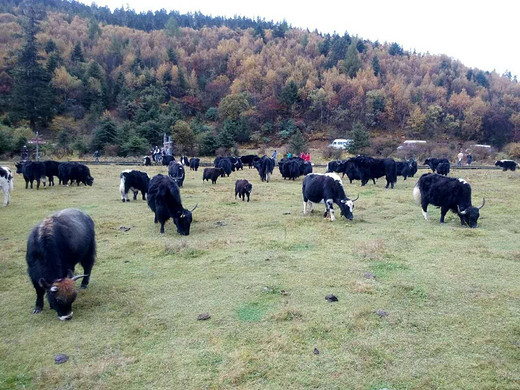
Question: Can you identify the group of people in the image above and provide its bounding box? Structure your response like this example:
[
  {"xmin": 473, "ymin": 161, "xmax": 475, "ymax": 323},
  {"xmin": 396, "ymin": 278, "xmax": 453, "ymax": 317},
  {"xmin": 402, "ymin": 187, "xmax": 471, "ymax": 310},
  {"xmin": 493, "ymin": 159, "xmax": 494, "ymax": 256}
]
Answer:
[
  {"xmin": 151, "ymin": 145, "xmax": 173, "ymax": 163},
  {"xmin": 457, "ymin": 150, "xmax": 473, "ymax": 166},
  {"xmin": 272, "ymin": 149, "xmax": 311, "ymax": 162}
]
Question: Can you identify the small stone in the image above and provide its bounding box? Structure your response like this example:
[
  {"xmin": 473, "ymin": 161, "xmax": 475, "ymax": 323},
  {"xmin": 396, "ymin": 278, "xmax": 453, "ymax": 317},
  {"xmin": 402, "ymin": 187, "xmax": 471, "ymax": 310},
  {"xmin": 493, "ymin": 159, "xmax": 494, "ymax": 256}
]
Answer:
[
  {"xmin": 364, "ymin": 272, "xmax": 376, "ymax": 280},
  {"xmin": 375, "ymin": 309, "xmax": 388, "ymax": 318},
  {"xmin": 124, "ymin": 260, "xmax": 130, "ymax": 263},
  {"xmin": 54, "ymin": 354, "xmax": 69, "ymax": 364},
  {"xmin": 263, "ymin": 286, "xmax": 273, "ymax": 293},
  {"xmin": 280, "ymin": 290, "xmax": 288, "ymax": 296},
  {"xmin": 313, "ymin": 347, "xmax": 319, "ymax": 355},
  {"xmin": 325, "ymin": 294, "xmax": 338, "ymax": 302},
  {"xmin": 119, "ymin": 226, "xmax": 131, "ymax": 232},
  {"xmin": 283, "ymin": 212, "xmax": 291, "ymax": 215},
  {"xmin": 197, "ymin": 313, "xmax": 211, "ymax": 321},
  {"xmin": 215, "ymin": 221, "xmax": 226, "ymax": 227}
]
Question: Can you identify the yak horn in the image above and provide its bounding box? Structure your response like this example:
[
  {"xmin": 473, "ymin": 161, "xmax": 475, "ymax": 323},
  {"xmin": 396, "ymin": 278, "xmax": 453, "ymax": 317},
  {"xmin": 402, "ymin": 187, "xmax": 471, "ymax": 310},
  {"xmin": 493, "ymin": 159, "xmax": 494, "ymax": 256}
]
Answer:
[
  {"xmin": 71, "ymin": 274, "xmax": 88, "ymax": 281},
  {"xmin": 457, "ymin": 205, "xmax": 467, "ymax": 215},
  {"xmin": 351, "ymin": 194, "xmax": 360, "ymax": 202},
  {"xmin": 190, "ymin": 203, "xmax": 198, "ymax": 212},
  {"xmin": 478, "ymin": 198, "xmax": 485, "ymax": 209}
]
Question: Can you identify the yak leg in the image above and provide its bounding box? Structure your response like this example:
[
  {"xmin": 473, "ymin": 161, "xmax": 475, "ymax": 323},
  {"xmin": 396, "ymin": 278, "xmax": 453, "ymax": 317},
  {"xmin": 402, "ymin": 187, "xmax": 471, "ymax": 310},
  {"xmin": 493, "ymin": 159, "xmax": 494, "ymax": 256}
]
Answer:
[
  {"xmin": 142, "ymin": 191, "xmax": 146, "ymax": 201},
  {"xmin": 440, "ymin": 206, "xmax": 450, "ymax": 223},
  {"xmin": 32, "ymin": 281, "xmax": 45, "ymax": 314},
  {"xmin": 421, "ymin": 201, "xmax": 429, "ymax": 220},
  {"xmin": 325, "ymin": 199, "xmax": 335, "ymax": 221},
  {"xmin": 246, "ymin": 192, "xmax": 250, "ymax": 202}
]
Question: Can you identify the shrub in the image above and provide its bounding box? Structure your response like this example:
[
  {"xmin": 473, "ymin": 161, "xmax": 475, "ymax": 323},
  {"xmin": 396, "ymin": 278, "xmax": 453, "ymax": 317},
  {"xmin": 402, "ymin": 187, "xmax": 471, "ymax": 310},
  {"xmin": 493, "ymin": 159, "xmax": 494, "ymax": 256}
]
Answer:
[
  {"xmin": 507, "ymin": 143, "xmax": 520, "ymax": 159},
  {"xmin": 322, "ymin": 147, "xmax": 343, "ymax": 160}
]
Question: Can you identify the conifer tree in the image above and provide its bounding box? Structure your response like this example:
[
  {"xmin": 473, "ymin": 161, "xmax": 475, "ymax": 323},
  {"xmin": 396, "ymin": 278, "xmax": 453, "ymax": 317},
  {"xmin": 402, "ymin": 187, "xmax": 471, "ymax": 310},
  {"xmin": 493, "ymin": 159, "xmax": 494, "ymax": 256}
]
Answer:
[{"xmin": 10, "ymin": 6, "xmax": 55, "ymax": 130}]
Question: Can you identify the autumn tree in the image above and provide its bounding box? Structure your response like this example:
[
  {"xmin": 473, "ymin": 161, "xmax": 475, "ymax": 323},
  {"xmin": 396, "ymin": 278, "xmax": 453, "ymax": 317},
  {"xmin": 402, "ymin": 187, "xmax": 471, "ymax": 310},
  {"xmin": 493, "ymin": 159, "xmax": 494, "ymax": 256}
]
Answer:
[{"xmin": 172, "ymin": 120, "xmax": 195, "ymax": 153}]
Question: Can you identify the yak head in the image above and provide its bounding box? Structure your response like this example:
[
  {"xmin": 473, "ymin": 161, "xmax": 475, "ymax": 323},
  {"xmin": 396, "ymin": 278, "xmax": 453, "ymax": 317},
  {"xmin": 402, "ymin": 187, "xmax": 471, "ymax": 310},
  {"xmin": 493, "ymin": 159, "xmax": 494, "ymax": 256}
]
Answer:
[
  {"xmin": 15, "ymin": 161, "xmax": 25, "ymax": 174},
  {"xmin": 86, "ymin": 176, "xmax": 94, "ymax": 186},
  {"xmin": 173, "ymin": 204, "xmax": 197, "ymax": 235},
  {"xmin": 458, "ymin": 198, "xmax": 485, "ymax": 228},
  {"xmin": 339, "ymin": 194, "xmax": 359, "ymax": 221},
  {"xmin": 39, "ymin": 271, "xmax": 87, "ymax": 320}
]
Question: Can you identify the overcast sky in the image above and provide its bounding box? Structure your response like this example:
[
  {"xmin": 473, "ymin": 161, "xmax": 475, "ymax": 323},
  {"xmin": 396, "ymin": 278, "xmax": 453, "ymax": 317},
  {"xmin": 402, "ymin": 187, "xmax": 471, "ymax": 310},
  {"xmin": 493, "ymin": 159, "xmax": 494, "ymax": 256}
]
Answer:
[{"xmin": 78, "ymin": 0, "xmax": 520, "ymax": 77}]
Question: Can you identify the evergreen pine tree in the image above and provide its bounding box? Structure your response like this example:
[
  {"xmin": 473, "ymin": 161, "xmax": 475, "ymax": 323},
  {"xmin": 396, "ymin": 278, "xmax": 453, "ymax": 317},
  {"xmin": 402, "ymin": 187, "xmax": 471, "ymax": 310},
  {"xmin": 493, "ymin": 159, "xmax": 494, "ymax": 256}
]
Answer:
[
  {"xmin": 343, "ymin": 42, "xmax": 361, "ymax": 78},
  {"xmin": 71, "ymin": 42, "xmax": 84, "ymax": 63},
  {"xmin": 348, "ymin": 121, "xmax": 370, "ymax": 153},
  {"xmin": 289, "ymin": 130, "xmax": 307, "ymax": 155},
  {"xmin": 10, "ymin": 6, "xmax": 55, "ymax": 130},
  {"xmin": 372, "ymin": 55, "xmax": 380, "ymax": 77}
]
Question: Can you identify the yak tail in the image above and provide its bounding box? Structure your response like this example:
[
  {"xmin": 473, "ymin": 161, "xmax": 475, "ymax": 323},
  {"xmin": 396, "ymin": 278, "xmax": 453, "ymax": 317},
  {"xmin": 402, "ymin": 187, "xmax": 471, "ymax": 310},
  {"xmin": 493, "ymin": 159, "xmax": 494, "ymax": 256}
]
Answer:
[
  {"xmin": 412, "ymin": 184, "xmax": 421, "ymax": 204},
  {"xmin": 119, "ymin": 175, "xmax": 125, "ymax": 197}
]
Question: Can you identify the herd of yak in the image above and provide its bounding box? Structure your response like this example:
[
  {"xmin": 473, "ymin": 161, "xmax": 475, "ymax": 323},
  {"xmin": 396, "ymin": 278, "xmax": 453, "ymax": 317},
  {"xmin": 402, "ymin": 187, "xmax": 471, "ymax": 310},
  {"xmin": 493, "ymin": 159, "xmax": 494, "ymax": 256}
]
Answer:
[{"xmin": 0, "ymin": 153, "xmax": 518, "ymax": 321}]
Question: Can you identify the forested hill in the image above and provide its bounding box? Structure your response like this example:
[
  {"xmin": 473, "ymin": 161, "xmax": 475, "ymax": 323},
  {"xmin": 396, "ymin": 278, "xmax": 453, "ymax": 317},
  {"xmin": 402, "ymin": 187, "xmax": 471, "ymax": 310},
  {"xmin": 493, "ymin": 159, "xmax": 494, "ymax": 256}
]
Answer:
[{"xmin": 0, "ymin": 1, "xmax": 519, "ymax": 158}]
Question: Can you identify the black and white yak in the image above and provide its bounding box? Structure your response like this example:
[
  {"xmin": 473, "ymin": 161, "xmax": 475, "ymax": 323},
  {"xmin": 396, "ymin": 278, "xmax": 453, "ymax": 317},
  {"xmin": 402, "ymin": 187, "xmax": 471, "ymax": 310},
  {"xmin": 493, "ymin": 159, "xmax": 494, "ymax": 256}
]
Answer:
[
  {"xmin": 0, "ymin": 166, "xmax": 13, "ymax": 206},
  {"xmin": 495, "ymin": 160, "xmax": 518, "ymax": 171},
  {"xmin": 302, "ymin": 173, "xmax": 359, "ymax": 221},
  {"xmin": 119, "ymin": 170, "xmax": 150, "ymax": 202},
  {"xmin": 15, "ymin": 160, "xmax": 46, "ymax": 189},
  {"xmin": 168, "ymin": 160, "xmax": 186, "ymax": 187},
  {"xmin": 26, "ymin": 208, "xmax": 96, "ymax": 320},
  {"xmin": 413, "ymin": 173, "xmax": 485, "ymax": 228},
  {"xmin": 147, "ymin": 174, "xmax": 197, "ymax": 235}
]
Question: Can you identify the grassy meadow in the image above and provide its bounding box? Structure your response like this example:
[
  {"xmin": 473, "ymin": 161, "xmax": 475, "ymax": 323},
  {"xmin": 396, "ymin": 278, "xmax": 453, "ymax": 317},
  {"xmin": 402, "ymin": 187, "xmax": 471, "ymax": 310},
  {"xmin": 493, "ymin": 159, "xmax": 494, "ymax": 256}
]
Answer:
[{"xmin": 0, "ymin": 162, "xmax": 520, "ymax": 389}]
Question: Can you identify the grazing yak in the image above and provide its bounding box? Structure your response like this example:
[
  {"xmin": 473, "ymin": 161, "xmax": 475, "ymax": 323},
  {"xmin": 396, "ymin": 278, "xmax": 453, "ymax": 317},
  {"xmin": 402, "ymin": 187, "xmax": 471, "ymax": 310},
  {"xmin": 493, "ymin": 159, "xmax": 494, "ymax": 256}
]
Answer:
[
  {"xmin": 240, "ymin": 154, "xmax": 259, "ymax": 169},
  {"xmin": 120, "ymin": 170, "xmax": 150, "ymax": 202},
  {"xmin": 235, "ymin": 179, "xmax": 253, "ymax": 202},
  {"xmin": 436, "ymin": 162, "xmax": 450, "ymax": 176},
  {"xmin": 0, "ymin": 166, "xmax": 13, "ymax": 206},
  {"xmin": 43, "ymin": 160, "xmax": 61, "ymax": 186},
  {"xmin": 495, "ymin": 160, "xmax": 518, "ymax": 171},
  {"xmin": 214, "ymin": 157, "xmax": 232, "ymax": 177},
  {"xmin": 147, "ymin": 174, "xmax": 197, "ymax": 235},
  {"xmin": 26, "ymin": 208, "xmax": 95, "ymax": 320},
  {"xmin": 16, "ymin": 160, "xmax": 46, "ymax": 189},
  {"xmin": 203, "ymin": 167, "xmax": 223, "ymax": 184},
  {"xmin": 161, "ymin": 155, "xmax": 175, "ymax": 166},
  {"xmin": 279, "ymin": 157, "xmax": 312, "ymax": 180},
  {"xmin": 168, "ymin": 160, "xmax": 185, "ymax": 187},
  {"xmin": 143, "ymin": 156, "xmax": 152, "ymax": 166},
  {"xmin": 58, "ymin": 162, "xmax": 94, "ymax": 186},
  {"xmin": 15, "ymin": 161, "xmax": 44, "ymax": 188},
  {"xmin": 396, "ymin": 158, "xmax": 417, "ymax": 180},
  {"xmin": 189, "ymin": 158, "xmax": 200, "ymax": 171},
  {"xmin": 424, "ymin": 158, "xmax": 450, "ymax": 173},
  {"xmin": 302, "ymin": 173, "xmax": 359, "ymax": 221},
  {"xmin": 342, "ymin": 156, "xmax": 397, "ymax": 188},
  {"xmin": 254, "ymin": 156, "xmax": 275, "ymax": 182},
  {"xmin": 413, "ymin": 173, "xmax": 485, "ymax": 228}
]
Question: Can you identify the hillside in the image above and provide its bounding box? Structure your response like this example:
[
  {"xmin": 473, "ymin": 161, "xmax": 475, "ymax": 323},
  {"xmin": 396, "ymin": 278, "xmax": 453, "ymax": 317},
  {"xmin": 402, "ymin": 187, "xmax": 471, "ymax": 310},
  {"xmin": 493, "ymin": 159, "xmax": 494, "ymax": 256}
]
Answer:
[{"xmin": 0, "ymin": 1, "xmax": 519, "ymax": 158}]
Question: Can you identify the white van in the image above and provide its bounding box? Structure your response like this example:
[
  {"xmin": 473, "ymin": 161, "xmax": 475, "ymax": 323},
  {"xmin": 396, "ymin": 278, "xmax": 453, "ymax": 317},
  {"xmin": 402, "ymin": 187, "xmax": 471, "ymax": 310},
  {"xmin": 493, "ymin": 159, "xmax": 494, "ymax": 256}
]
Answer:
[
  {"xmin": 397, "ymin": 140, "xmax": 427, "ymax": 150},
  {"xmin": 329, "ymin": 139, "xmax": 353, "ymax": 149}
]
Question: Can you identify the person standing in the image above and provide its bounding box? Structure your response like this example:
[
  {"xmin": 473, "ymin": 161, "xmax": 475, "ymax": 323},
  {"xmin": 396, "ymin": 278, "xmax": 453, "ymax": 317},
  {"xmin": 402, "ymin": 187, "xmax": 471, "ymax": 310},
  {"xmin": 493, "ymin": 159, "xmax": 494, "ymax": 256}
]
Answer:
[
  {"xmin": 93, "ymin": 150, "xmax": 100, "ymax": 162},
  {"xmin": 271, "ymin": 149, "xmax": 277, "ymax": 162},
  {"xmin": 457, "ymin": 150, "xmax": 464, "ymax": 166},
  {"xmin": 466, "ymin": 153, "xmax": 473, "ymax": 166}
]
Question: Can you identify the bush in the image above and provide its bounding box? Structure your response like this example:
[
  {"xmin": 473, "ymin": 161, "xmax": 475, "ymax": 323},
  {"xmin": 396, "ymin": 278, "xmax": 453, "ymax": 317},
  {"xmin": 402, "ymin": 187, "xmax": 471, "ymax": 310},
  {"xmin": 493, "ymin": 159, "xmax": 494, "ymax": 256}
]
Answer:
[
  {"xmin": 506, "ymin": 143, "xmax": 520, "ymax": 159},
  {"xmin": 322, "ymin": 147, "xmax": 343, "ymax": 160}
]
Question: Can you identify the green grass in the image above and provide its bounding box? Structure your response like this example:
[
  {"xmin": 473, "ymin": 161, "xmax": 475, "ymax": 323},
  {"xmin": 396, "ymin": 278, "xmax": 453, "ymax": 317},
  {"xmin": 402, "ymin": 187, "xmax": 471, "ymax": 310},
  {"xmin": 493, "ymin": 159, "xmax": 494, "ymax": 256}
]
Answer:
[{"xmin": 1, "ymin": 164, "xmax": 520, "ymax": 389}]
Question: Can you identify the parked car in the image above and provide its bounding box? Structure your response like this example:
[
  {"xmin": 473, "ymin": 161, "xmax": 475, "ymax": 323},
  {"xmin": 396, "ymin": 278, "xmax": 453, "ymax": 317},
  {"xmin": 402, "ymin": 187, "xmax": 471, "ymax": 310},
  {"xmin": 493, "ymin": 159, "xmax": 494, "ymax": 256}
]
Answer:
[
  {"xmin": 329, "ymin": 139, "xmax": 353, "ymax": 149},
  {"xmin": 397, "ymin": 140, "xmax": 427, "ymax": 150}
]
